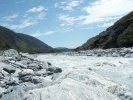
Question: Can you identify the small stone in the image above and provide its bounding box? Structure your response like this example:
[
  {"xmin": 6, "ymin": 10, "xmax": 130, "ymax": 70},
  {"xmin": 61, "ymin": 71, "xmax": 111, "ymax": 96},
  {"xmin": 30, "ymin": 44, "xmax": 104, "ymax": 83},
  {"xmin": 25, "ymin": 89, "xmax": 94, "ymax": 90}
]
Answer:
[
  {"xmin": 88, "ymin": 68, "xmax": 92, "ymax": 70},
  {"xmin": 46, "ymin": 68, "xmax": 54, "ymax": 72},
  {"xmin": 47, "ymin": 72, "xmax": 54, "ymax": 75},
  {"xmin": 47, "ymin": 62, "xmax": 52, "ymax": 66},
  {"xmin": 54, "ymin": 67, "xmax": 62, "ymax": 73},
  {"xmin": 97, "ymin": 54, "xmax": 102, "ymax": 57}
]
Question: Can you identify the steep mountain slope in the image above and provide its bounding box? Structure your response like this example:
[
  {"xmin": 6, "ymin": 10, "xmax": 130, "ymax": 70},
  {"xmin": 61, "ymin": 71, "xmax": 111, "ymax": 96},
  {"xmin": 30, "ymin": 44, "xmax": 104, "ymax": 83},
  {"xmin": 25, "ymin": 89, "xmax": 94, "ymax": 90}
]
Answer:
[
  {"xmin": 77, "ymin": 11, "xmax": 133, "ymax": 50},
  {"xmin": 0, "ymin": 26, "xmax": 53, "ymax": 53}
]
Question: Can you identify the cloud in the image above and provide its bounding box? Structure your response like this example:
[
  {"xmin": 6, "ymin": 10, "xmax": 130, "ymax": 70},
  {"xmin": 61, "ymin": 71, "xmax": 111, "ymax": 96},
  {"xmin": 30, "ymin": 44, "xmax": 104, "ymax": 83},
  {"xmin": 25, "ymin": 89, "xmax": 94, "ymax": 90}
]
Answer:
[
  {"xmin": 30, "ymin": 28, "xmax": 73, "ymax": 37},
  {"xmin": 3, "ymin": 14, "xmax": 19, "ymax": 21},
  {"xmin": 31, "ymin": 31, "xmax": 55, "ymax": 37},
  {"xmin": 19, "ymin": 12, "xmax": 46, "ymax": 29},
  {"xmin": 27, "ymin": 6, "xmax": 46, "ymax": 13},
  {"xmin": 81, "ymin": 0, "xmax": 133, "ymax": 25},
  {"xmin": 37, "ymin": 12, "xmax": 46, "ymax": 20},
  {"xmin": 18, "ymin": 19, "xmax": 37, "ymax": 29},
  {"xmin": 1, "ymin": 23, "xmax": 18, "ymax": 30},
  {"xmin": 1, "ymin": 6, "xmax": 46, "ymax": 30},
  {"xmin": 58, "ymin": 14, "xmax": 76, "ymax": 26},
  {"xmin": 16, "ymin": 0, "xmax": 25, "ymax": 4},
  {"xmin": 55, "ymin": 0, "xmax": 83, "ymax": 11},
  {"xmin": 1, "ymin": 18, "xmax": 37, "ymax": 30},
  {"xmin": 2, "ymin": 14, "xmax": 45, "ymax": 30},
  {"xmin": 58, "ymin": 0, "xmax": 133, "ymax": 28},
  {"xmin": 62, "ymin": 28, "xmax": 73, "ymax": 32},
  {"xmin": 25, "ymin": 5, "xmax": 46, "ymax": 23},
  {"xmin": 97, "ymin": 21, "xmax": 115, "ymax": 28}
]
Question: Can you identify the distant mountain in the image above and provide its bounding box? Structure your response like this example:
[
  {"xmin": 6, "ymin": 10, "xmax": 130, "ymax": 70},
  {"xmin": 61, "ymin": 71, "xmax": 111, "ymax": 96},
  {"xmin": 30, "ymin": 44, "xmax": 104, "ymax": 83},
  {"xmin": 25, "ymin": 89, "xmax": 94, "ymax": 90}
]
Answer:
[
  {"xmin": 0, "ymin": 26, "xmax": 54, "ymax": 53},
  {"xmin": 76, "ymin": 11, "xmax": 133, "ymax": 50},
  {"xmin": 54, "ymin": 47, "xmax": 72, "ymax": 53}
]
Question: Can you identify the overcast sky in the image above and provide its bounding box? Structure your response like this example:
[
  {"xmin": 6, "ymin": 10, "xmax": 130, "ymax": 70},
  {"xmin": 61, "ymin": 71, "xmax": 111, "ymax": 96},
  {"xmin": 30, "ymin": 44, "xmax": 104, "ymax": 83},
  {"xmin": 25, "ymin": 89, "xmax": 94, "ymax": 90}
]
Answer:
[{"xmin": 0, "ymin": 0, "xmax": 133, "ymax": 48}]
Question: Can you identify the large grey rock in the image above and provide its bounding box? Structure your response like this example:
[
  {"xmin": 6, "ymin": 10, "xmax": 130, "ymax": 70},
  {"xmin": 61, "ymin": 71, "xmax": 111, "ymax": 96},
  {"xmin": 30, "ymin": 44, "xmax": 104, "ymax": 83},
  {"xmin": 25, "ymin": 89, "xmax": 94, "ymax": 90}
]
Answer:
[
  {"xmin": 19, "ymin": 69, "xmax": 34, "ymax": 77},
  {"xmin": 3, "ymin": 66, "xmax": 16, "ymax": 74},
  {"xmin": 19, "ymin": 75, "xmax": 33, "ymax": 82},
  {"xmin": 2, "ymin": 49, "xmax": 20, "ymax": 60},
  {"xmin": 0, "ymin": 73, "xmax": 4, "ymax": 80},
  {"xmin": 0, "ymin": 49, "xmax": 62, "ymax": 100}
]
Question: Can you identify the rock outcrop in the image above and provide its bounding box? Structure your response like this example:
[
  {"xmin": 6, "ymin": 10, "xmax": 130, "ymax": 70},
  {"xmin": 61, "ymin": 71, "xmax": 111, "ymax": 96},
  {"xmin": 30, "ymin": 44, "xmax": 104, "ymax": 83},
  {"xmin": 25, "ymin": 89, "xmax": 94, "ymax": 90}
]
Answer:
[{"xmin": 0, "ymin": 49, "xmax": 62, "ymax": 100}]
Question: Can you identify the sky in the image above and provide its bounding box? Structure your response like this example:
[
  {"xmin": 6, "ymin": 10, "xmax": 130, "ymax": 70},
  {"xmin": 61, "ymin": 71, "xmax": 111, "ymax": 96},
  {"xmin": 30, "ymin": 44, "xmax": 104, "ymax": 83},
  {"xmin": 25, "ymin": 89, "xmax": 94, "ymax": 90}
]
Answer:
[{"xmin": 0, "ymin": 0, "xmax": 133, "ymax": 48}]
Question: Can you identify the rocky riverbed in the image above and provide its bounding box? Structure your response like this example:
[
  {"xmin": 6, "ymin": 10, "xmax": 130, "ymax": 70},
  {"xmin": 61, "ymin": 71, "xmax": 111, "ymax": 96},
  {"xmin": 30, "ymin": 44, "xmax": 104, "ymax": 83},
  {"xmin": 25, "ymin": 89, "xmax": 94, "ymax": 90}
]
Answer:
[{"xmin": 0, "ymin": 48, "xmax": 133, "ymax": 100}]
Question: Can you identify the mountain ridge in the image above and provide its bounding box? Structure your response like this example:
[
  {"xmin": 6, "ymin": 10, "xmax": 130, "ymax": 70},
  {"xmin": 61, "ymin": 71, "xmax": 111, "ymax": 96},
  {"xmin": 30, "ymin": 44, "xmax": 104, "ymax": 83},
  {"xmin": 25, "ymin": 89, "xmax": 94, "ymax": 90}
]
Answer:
[
  {"xmin": 0, "ymin": 26, "xmax": 54, "ymax": 53},
  {"xmin": 76, "ymin": 11, "xmax": 133, "ymax": 50}
]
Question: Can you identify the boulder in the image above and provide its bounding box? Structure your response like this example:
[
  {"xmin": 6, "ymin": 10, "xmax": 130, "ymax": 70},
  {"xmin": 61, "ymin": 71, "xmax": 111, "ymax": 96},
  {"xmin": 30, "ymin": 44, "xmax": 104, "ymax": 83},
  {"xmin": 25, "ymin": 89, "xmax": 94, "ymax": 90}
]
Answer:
[
  {"xmin": 2, "ymin": 49, "xmax": 20, "ymax": 60},
  {"xmin": 3, "ymin": 66, "xmax": 16, "ymax": 74},
  {"xmin": 18, "ymin": 69, "xmax": 34, "ymax": 82},
  {"xmin": 34, "ymin": 69, "xmax": 47, "ymax": 76},
  {"xmin": 32, "ymin": 76, "xmax": 43, "ymax": 84},
  {"xmin": 19, "ymin": 75, "xmax": 32, "ymax": 82},
  {"xmin": 19, "ymin": 69, "xmax": 34, "ymax": 77}
]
